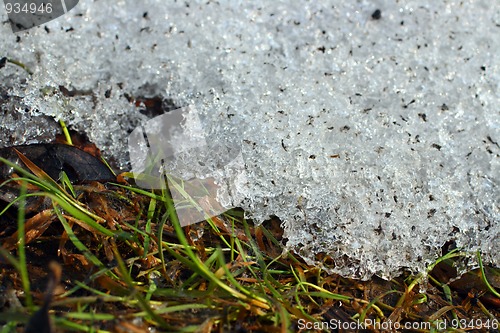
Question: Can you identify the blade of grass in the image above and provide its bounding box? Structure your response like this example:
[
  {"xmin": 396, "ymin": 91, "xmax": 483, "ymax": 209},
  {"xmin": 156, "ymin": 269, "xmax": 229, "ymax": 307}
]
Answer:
[
  {"xmin": 237, "ymin": 219, "xmax": 304, "ymax": 328},
  {"xmin": 358, "ymin": 290, "xmax": 399, "ymax": 322},
  {"xmin": 53, "ymin": 317, "xmax": 111, "ymax": 333},
  {"xmin": 165, "ymin": 175, "xmax": 235, "ymax": 249},
  {"xmin": 49, "ymin": 192, "xmax": 114, "ymax": 236},
  {"xmin": 396, "ymin": 248, "xmax": 466, "ymax": 308},
  {"xmin": 17, "ymin": 180, "xmax": 33, "ymax": 311},
  {"xmin": 0, "ymin": 158, "xmax": 112, "ymax": 232},
  {"xmin": 59, "ymin": 119, "xmax": 73, "ymax": 145},
  {"xmin": 161, "ymin": 179, "xmax": 272, "ymax": 311},
  {"xmin": 109, "ymin": 182, "xmax": 167, "ymax": 202},
  {"xmin": 6, "ymin": 57, "xmax": 33, "ymax": 75},
  {"xmin": 64, "ymin": 312, "xmax": 115, "ymax": 321},
  {"xmin": 214, "ymin": 246, "xmax": 269, "ymax": 303},
  {"xmin": 110, "ymin": 243, "xmax": 171, "ymax": 330},
  {"xmin": 157, "ymin": 208, "xmax": 170, "ymax": 282},
  {"xmin": 53, "ymin": 205, "xmax": 109, "ymax": 270},
  {"xmin": 143, "ymin": 197, "xmax": 156, "ymax": 259},
  {"xmin": 60, "ymin": 171, "xmax": 76, "ymax": 197},
  {"xmin": 133, "ymin": 303, "xmax": 209, "ymax": 316},
  {"xmin": 477, "ymin": 251, "xmax": 500, "ymax": 298},
  {"xmin": 240, "ymin": 218, "xmax": 290, "ymax": 298}
]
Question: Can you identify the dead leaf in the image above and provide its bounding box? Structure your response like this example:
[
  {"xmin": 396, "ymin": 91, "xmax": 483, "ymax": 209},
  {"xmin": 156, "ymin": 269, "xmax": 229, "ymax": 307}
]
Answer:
[{"xmin": 2, "ymin": 209, "xmax": 55, "ymax": 251}]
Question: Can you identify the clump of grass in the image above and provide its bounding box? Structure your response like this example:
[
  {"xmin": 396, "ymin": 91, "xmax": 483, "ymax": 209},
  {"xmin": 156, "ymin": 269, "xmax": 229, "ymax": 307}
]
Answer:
[{"xmin": 0, "ymin": 157, "xmax": 498, "ymax": 332}]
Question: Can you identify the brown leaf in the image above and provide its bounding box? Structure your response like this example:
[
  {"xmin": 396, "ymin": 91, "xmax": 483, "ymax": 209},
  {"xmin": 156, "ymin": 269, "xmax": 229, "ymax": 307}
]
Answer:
[{"xmin": 2, "ymin": 209, "xmax": 55, "ymax": 251}]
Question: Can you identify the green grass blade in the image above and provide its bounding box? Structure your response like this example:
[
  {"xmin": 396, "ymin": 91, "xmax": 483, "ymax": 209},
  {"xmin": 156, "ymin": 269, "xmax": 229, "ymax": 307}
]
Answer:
[
  {"xmin": 477, "ymin": 251, "xmax": 500, "ymax": 298},
  {"xmin": 17, "ymin": 181, "xmax": 33, "ymax": 310}
]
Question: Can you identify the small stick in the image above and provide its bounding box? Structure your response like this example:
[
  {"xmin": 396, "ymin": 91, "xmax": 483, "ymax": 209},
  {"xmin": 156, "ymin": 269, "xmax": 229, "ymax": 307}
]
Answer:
[{"xmin": 25, "ymin": 262, "xmax": 62, "ymax": 333}]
